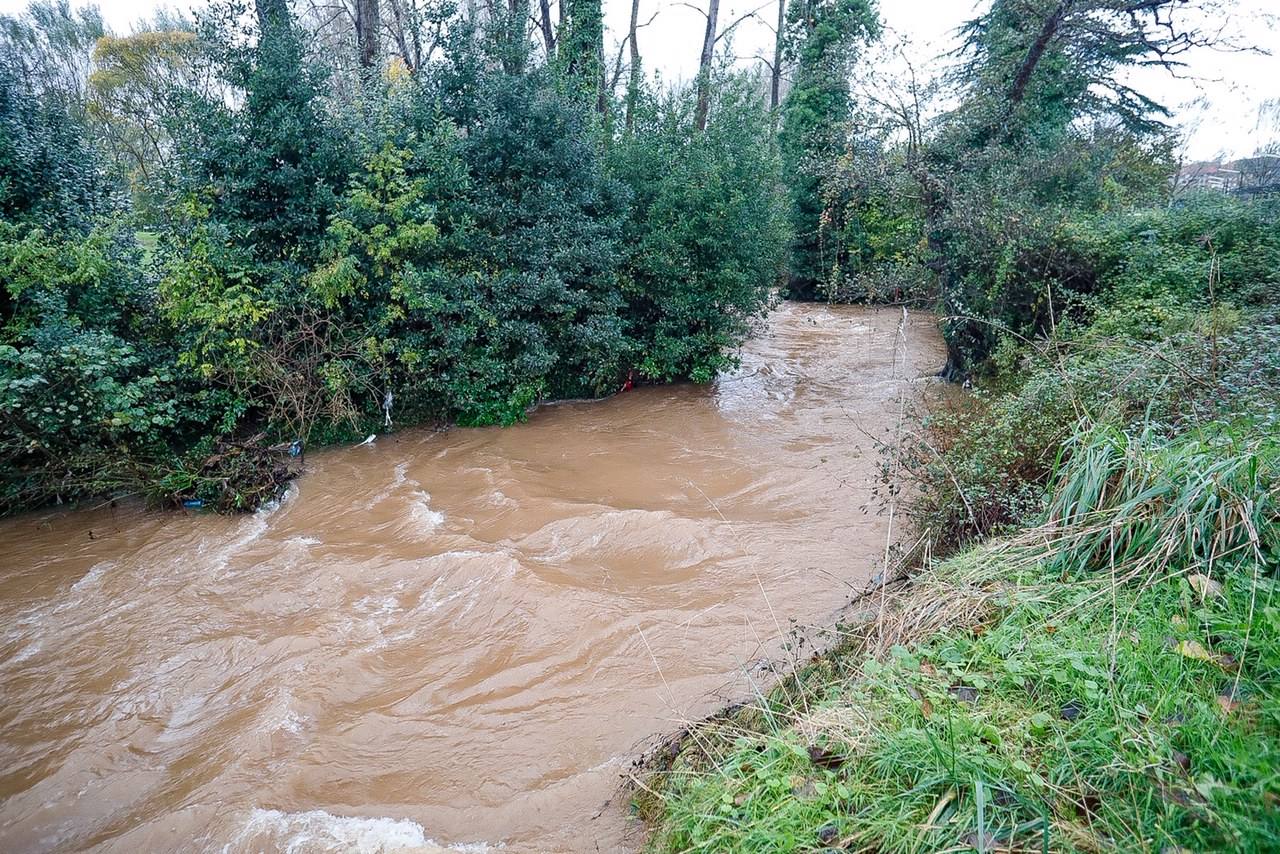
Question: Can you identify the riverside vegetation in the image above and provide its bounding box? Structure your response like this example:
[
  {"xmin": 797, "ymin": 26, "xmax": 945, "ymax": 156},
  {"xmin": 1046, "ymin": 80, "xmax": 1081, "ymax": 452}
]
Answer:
[
  {"xmin": 2, "ymin": 0, "xmax": 1279, "ymax": 850},
  {"xmin": 634, "ymin": 1, "xmax": 1280, "ymax": 853},
  {"xmin": 1, "ymin": 0, "xmax": 788, "ymax": 512}
]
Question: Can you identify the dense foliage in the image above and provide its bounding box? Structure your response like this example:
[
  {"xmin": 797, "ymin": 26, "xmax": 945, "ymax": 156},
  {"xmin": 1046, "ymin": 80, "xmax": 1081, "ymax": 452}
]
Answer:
[
  {"xmin": 777, "ymin": 0, "xmax": 878, "ymax": 299},
  {"xmin": 904, "ymin": 194, "xmax": 1280, "ymax": 549},
  {"xmin": 0, "ymin": 0, "xmax": 786, "ymax": 513}
]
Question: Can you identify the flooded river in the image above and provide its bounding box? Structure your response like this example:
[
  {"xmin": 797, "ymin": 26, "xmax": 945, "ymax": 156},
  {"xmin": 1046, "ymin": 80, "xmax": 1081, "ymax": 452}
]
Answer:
[{"xmin": 0, "ymin": 304, "xmax": 946, "ymax": 853}]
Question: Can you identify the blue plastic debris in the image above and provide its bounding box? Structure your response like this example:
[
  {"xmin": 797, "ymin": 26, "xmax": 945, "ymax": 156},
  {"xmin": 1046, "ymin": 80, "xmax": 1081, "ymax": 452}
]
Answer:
[{"xmin": 182, "ymin": 499, "xmax": 204, "ymax": 509}]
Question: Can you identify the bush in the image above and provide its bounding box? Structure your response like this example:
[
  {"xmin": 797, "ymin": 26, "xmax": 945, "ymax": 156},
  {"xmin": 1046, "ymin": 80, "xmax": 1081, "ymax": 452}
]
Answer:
[
  {"xmin": 904, "ymin": 303, "xmax": 1280, "ymax": 551},
  {"xmin": 1070, "ymin": 194, "xmax": 1280, "ymax": 309},
  {"xmin": 928, "ymin": 127, "xmax": 1177, "ymax": 375},
  {"xmin": 0, "ymin": 1, "xmax": 787, "ymax": 514},
  {"xmin": 612, "ymin": 74, "xmax": 788, "ymax": 383},
  {"xmin": 815, "ymin": 145, "xmax": 932, "ymax": 305}
]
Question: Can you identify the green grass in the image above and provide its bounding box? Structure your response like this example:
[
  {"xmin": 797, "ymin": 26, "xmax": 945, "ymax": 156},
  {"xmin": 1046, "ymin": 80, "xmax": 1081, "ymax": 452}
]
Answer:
[{"xmin": 641, "ymin": 428, "xmax": 1280, "ymax": 853}]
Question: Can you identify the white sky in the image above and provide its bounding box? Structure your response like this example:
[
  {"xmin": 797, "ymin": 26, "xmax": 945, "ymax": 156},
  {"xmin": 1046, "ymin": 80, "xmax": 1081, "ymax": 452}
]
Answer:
[{"xmin": 3, "ymin": 0, "xmax": 1277, "ymax": 158}]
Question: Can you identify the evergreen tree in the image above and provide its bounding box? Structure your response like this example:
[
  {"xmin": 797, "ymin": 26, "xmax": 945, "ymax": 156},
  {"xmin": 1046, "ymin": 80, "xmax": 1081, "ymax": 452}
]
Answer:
[{"xmin": 778, "ymin": 0, "xmax": 878, "ymax": 299}]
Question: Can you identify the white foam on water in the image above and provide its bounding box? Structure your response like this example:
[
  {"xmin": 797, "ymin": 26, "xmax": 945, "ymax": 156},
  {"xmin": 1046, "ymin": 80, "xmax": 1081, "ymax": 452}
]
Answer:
[
  {"xmin": 232, "ymin": 808, "xmax": 495, "ymax": 853},
  {"xmin": 364, "ymin": 461, "xmax": 417, "ymax": 509},
  {"xmin": 408, "ymin": 490, "xmax": 445, "ymax": 534},
  {"xmin": 487, "ymin": 490, "xmax": 517, "ymax": 509},
  {"xmin": 263, "ymin": 687, "xmax": 308, "ymax": 736},
  {"xmin": 408, "ymin": 552, "xmax": 520, "ymax": 625},
  {"xmin": 159, "ymin": 692, "xmax": 209, "ymax": 741},
  {"xmin": 260, "ymin": 483, "xmax": 297, "ymax": 515},
  {"xmin": 273, "ymin": 708, "xmax": 306, "ymax": 735},
  {"xmin": 351, "ymin": 593, "xmax": 412, "ymax": 651},
  {"xmin": 355, "ymin": 593, "xmax": 401, "ymax": 617},
  {"xmin": 8, "ymin": 641, "xmax": 41, "ymax": 664},
  {"xmin": 194, "ymin": 483, "xmax": 297, "ymax": 576},
  {"xmin": 70, "ymin": 560, "xmax": 113, "ymax": 592}
]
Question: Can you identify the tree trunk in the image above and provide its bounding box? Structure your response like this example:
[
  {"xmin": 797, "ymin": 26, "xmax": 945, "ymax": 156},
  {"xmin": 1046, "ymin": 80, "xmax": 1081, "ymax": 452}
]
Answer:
[
  {"xmin": 1007, "ymin": 0, "xmax": 1072, "ymax": 110},
  {"xmin": 356, "ymin": 0, "xmax": 380, "ymax": 68},
  {"xmin": 770, "ymin": 0, "xmax": 785, "ymax": 110},
  {"xmin": 386, "ymin": 0, "xmax": 417, "ymax": 71},
  {"xmin": 537, "ymin": 0, "xmax": 555, "ymax": 58},
  {"xmin": 694, "ymin": 0, "xmax": 719, "ymax": 131},
  {"xmin": 624, "ymin": 0, "xmax": 641, "ymax": 130},
  {"xmin": 563, "ymin": 0, "xmax": 605, "ymax": 113}
]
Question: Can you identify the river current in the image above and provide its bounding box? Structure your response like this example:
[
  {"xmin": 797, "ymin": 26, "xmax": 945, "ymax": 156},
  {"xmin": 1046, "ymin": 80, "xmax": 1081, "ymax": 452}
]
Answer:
[{"xmin": 0, "ymin": 303, "xmax": 946, "ymax": 853}]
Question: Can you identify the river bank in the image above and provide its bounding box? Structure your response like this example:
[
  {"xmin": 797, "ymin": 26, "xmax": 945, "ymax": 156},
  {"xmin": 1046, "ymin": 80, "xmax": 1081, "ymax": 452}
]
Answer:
[
  {"xmin": 0, "ymin": 304, "xmax": 946, "ymax": 853},
  {"xmin": 636, "ymin": 295, "xmax": 1280, "ymax": 852}
]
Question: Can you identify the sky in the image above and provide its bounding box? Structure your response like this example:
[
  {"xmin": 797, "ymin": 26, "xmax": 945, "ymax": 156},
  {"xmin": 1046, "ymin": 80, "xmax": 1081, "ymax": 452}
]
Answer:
[{"xmin": 3, "ymin": 0, "xmax": 1277, "ymax": 158}]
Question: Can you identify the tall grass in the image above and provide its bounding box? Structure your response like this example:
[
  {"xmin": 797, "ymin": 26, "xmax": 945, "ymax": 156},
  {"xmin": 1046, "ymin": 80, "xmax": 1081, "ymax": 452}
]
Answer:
[
  {"xmin": 641, "ymin": 422, "xmax": 1280, "ymax": 853},
  {"xmin": 1029, "ymin": 425, "xmax": 1278, "ymax": 580}
]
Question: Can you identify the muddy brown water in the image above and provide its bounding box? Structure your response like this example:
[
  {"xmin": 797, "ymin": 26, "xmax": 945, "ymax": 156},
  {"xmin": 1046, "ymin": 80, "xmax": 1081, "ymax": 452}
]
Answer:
[{"xmin": 0, "ymin": 304, "xmax": 946, "ymax": 854}]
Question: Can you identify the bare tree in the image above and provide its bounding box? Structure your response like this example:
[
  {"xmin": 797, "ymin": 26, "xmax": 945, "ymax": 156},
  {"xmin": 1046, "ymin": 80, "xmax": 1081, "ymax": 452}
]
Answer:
[
  {"xmin": 536, "ymin": 0, "xmax": 556, "ymax": 58},
  {"xmin": 381, "ymin": 0, "xmax": 450, "ymax": 73},
  {"xmin": 693, "ymin": 0, "xmax": 720, "ymax": 130},
  {"xmin": 625, "ymin": 0, "xmax": 641, "ymax": 129},
  {"xmin": 854, "ymin": 35, "xmax": 928, "ymax": 166},
  {"xmin": 385, "ymin": 0, "xmax": 419, "ymax": 70},
  {"xmin": 684, "ymin": 0, "xmax": 767, "ymax": 131},
  {"xmin": 770, "ymin": 0, "xmax": 784, "ymax": 109}
]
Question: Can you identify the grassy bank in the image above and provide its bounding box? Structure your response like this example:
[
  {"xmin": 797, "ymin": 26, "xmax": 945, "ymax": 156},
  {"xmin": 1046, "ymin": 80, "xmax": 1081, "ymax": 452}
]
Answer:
[
  {"xmin": 639, "ymin": 433, "xmax": 1279, "ymax": 852},
  {"xmin": 637, "ymin": 199, "xmax": 1280, "ymax": 850}
]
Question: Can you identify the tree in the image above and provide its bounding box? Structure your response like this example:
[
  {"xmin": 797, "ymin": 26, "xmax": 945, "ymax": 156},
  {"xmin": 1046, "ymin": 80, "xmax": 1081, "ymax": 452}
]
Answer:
[
  {"xmin": 89, "ymin": 30, "xmax": 202, "ymax": 195},
  {"xmin": 954, "ymin": 0, "xmax": 1227, "ymax": 145},
  {"xmin": 625, "ymin": 0, "xmax": 642, "ymax": 130},
  {"xmin": 535, "ymin": 0, "xmax": 555, "ymax": 58},
  {"xmin": 355, "ymin": 0, "xmax": 380, "ymax": 67},
  {"xmin": 685, "ymin": 0, "xmax": 767, "ymax": 132},
  {"xmin": 770, "ymin": 0, "xmax": 785, "ymax": 110},
  {"xmin": 612, "ymin": 72, "xmax": 787, "ymax": 383},
  {"xmin": 559, "ymin": 0, "xmax": 604, "ymax": 111},
  {"xmin": 0, "ymin": 0, "xmax": 104, "ymax": 104},
  {"xmin": 777, "ymin": 0, "xmax": 878, "ymax": 297},
  {"xmin": 693, "ymin": 0, "xmax": 720, "ymax": 131},
  {"xmin": 927, "ymin": 0, "xmax": 1229, "ymax": 376}
]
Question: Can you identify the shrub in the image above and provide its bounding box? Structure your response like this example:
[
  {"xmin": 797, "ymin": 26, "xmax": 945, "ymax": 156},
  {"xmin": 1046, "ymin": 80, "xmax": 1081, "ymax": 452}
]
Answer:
[
  {"xmin": 612, "ymin": 74, "xmax": 788, "ymax": 384},
  {"xmin": 904, "ymin": 304, "xmax": 1280, "ymax": 552}
]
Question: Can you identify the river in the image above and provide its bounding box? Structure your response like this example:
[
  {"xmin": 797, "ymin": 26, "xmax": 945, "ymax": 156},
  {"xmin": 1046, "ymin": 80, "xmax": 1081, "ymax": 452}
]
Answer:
[{"xmin": 0, "ymin": 303, "xmax": 946, "ymax": 853}]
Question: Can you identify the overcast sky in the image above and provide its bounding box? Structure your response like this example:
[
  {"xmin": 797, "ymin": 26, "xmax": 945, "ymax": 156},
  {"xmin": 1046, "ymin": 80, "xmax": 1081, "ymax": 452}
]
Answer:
[{"xmin": 3, "ymin": 0, "xmax": 1277, "ymax": 158}]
